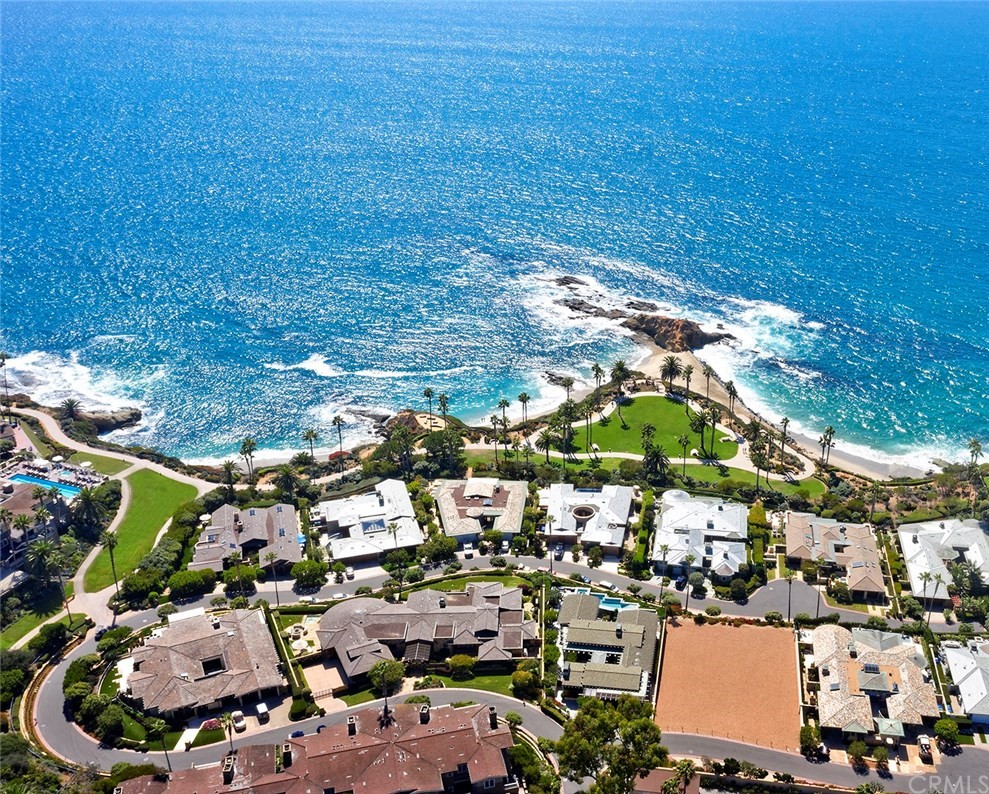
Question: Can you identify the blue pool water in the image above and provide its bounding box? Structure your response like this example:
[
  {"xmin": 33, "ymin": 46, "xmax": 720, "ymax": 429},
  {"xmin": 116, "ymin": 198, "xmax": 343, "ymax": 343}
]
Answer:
[
  {"xmin": 570, "ymin": 588, "xmax": 636, "ymax": 611},
  {"xmin": 1, "ymin": 2, "xmax": 986, "ymax": 467},
  {"xmin": 9, "ymin": 473, "xmax": 82, "ymax": 500}
]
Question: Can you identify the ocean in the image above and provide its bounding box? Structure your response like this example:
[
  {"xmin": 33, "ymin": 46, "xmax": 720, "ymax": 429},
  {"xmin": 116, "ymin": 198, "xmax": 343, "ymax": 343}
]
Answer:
[{"xmin": 2, "ymin": 1, "xmax": 986, "ymax": 467}]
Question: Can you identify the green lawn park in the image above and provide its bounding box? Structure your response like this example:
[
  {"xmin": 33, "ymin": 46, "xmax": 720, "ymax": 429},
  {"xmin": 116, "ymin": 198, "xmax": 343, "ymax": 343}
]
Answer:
[
  {"xmin": 0, "ymin": 583, "xmax": 78, "ymax": 651},
  {"xmin": 69, "ymin": 450, "xmax": 132, "ymax": 475},
  {"xmin": 83, "ymin": 468, "xmax": 198, "ymax": 592}
]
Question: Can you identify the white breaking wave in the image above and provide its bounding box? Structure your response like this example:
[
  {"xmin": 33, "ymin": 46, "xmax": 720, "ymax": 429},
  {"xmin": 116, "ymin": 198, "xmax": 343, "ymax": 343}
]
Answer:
[
  {"xmin": 3, "ymin": 350, "xmax": 145, "ymax": 412},
  {"xmin": 264, "ymin": 354, "xmax": 345, "ymax": 378},
  {"xmin": 264, "ymin": 356, "xmax": 483, "ymax": 380}
]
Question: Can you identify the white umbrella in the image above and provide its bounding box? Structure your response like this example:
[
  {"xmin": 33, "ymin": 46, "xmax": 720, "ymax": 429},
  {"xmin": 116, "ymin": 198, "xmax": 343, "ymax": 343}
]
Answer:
[
  {"xmin": 52, "ymin": 455, "xmax": 65, "ymax": 463},
  {"xmin": 34, "ymin": 458, "xmax": 52, "ymax": 470},
  {"xmin": 199, "ymin": 514, "xmax": 211, "ymax": 524},
  {"xmin": 80, "ymin": 461, "xmax": 94, "ymax": 469}
]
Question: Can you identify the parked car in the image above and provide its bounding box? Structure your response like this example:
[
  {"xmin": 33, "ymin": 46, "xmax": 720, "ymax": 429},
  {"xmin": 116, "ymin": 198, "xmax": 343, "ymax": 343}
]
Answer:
[
  {"xmin": 463, "ymin": 543, "xmax": 474, "ymax": 559},
  {"xmin": 332, "ymin": 592, "xmax": 348, "ymax": 601},
  {"xmin": 289, "ymin": 730, "xmax": 305, "ymax": 739},
  {"xmin": 501, "ymin": 540, "xmax": 510, "ymax": 553},
  {"xmin": 94, "ymin": 626, "xmax": 109, "ymax": 640},
  {"xmin": 918, "ymin": 735, "xmax": 932, "ymax": 760},
  {"xmin": 345, "ymin": 566, "xmax": 355, "ymax": 580},
  {"xmin": 674, "ymin": 575, "xmax": 688, "ymax": 591},
  {"xmin": 576, "ymin": 574, "xmax": 591, "ymax": 584},
  {"xmin": 598, "ymin": 580, "xmax": 616, "ymax": 591},
  {"xmin": 298, "ymin": 595, "xmax": 315, "ymax": 603},
  {"xmin": 255, "ymin": 703, "xmax": 269, "ymax": 723},
  {"xmin": 553, "ymin": 543, "xmax": 564, "ymax": 560},
  {"xmin": 231, "ymin": 711, "xmax": 247, "ymax": 732},
  {"xmin": 815, "ymin": 743, "xmax": 830, "ymax": 760}
]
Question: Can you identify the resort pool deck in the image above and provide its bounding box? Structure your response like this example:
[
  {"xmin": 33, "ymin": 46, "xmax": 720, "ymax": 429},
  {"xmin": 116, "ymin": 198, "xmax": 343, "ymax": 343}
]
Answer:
[{"xmin": 9, "ymin": 473, "xmax": 82, "ymax": 500}]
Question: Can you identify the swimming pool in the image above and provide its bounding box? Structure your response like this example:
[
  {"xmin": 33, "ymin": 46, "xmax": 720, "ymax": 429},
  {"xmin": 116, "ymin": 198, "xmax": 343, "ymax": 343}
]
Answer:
[
  {"xmin": 567, "ymin": 587, "xmax": 636, "ymax": 611},
  {"xmin": 9, "ymin": 473, "xmax": 82, "ymax": 500}
]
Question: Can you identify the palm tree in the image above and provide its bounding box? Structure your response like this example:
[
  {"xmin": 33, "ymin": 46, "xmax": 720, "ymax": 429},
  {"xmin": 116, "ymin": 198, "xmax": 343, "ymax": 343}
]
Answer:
[
  {"xmin": 708, "ymin": 407, "xmax": 722, "ymax": 450},
  {"xmin": 582, "ymin": 403, "xmax": 593, "ymax": 457},
  {"xmin": 273, "ymin": 464, "xmax": 300, "ymax": 498},
  {"xmin": 438, "ymin": 393, "xmax": 449, "ymax": 427},
  {"xmin": 61, "ymin": 398, "xmax": 81, "ymax": 420},
  {"xmin": 498, "ymin": 398, "xmax": 511, "ymax": 450},
  {"xmin": 970, "ymin": 438, "xmax": 984, "ymax": 466},
  {"xmin": 32, "ymin": 485, "xmax": 48, "ymax": 507},
  {"xmin": 919, "ymin": 571, "xmax": 932, "ymax": 626},
  {"xmin": 332, "ymin": 415, "xmax": 345, "ymax": 465},
  {"xmin": 660, "ymin": 355, "xmax": 682, "ymax": 393},
  {"xmin": 683, "ymin": 554, "xmax": 697, "ymax": 612},
  {"xmin": 675, "ymin": 759, "xmax": 697, "ymax": 794},
  {"xmin": 560, "ymin": 377, "xmax": 575, "ymax": 401},
  {"xmin": 221, "ymin": 712, "xmax": 235, "ymax": 754},
  {"xmin": 265, "ymin": 551, "xmax": 280, "ymax": 607},
  {"xmin": 682, "ymin": 364, "xmax": 693, "ymax": 401},
  {"xmin": 33, "ymin": 506, "xmax": 52, "ymax": 538},
  {"xmin": 640, "ymin": 423, "xmax": 656, "ymax": 451},
  {"xmin": 423, "ymin": 387, "xmax": 434, "ymax": 422},
  {"xmin": 658, "ymin": 544, "xmax": 670, "ymax": 600},
  {"xmin": 779, "ymin": 417, "xmax": 790, "ymax": 466},
  {"xmin": 536, "ymin": 430, "xmax": 553, "ymax": 464},
  {"xmin": 725, "ymin": 381, "xmax": 738, "ymax": 416},
  {"xmin": 0, "ymin": 507, "xmax": 11, "ymax": 542},
  {"xmin": 592, "ymin": 363, "xmax": 604, "ymax": 396},
  {"xmin": 645, "ymin": 444, "xmax": 671, "ymax": 484},
  {"xmin": 302, "ymin": 428, "xmax": 319, "ymax": 460},
  {"xmin": 0, "ymin": 351, "xmax": 11, "ymax": 423},
  {"xmin": 146, "ymin": 718, "xmax": 171, "ymax": 772},
  {"xmin": 26, "ymin": 537, "xmax": 57, "ymax": 585},
  {"xmin": 689, "ymin": 413, "xmax": 707, "ymax": 452},
  {"xmin": 239, "ymin": 437, "xmax": 257, "ymax": 483},
  {"xmin": 518, "ymin": 392, "xmax": 530, "ymax": 425},
  {"xmin": 702, "ymin": 365, "xmax": 714, "ymax": 400},
  {"xmin": 677, "ymin": 434, "xmax": 690, "ymax": 477},
  {"xmin": 869, "ymin": 482, "xmax": 883, "ymax": 524},
  {"xmin": 221, "ymin": 460, "xmax": 238, "ymax": 497},
  {"xmin": 490, "ymin": 415, "xmax": 501, "ymax": 466},
  {"xmin": 47, "ymin": 485, "xmax": 64, "ymax": 527},
  {"xmin": 822, "ymin": 426, "xmax": 836, "ymax": 466},
  {"xmin": 784, "ymin": 567, "xmax": 796, "ymax": 622},
  {"xmin": 101, "ymin": 530, "xmax": 121, "ymax": 608},
  {"xmin": 610, "ymin": 360, "xmax": 631, "ymax": 426}
]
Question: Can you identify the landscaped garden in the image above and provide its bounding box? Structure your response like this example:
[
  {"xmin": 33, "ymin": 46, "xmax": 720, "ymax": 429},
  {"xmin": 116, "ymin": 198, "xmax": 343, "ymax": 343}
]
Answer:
[
  {"xmin": 680, "ymin": 464, "xmax": 826, "ymax": 497},
  {"xmin": 83, "ymin": 468, "xmax": 198, "ymax": 592}
]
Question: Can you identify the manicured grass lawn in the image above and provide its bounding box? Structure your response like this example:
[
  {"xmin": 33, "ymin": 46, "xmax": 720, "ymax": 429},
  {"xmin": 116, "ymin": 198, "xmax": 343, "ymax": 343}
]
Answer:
[
  {"xmin": 69, "ymin": 451, "xmax": 131, "ymax": 475},
  {"xmin": 822, "ymin": 593, "xmax": 871, "ymax": 612},
  {"xmin": 418, "ymin": 575, "xmax": 530, "ymax": 592},
  {"xmin": 100, "ymin": 665, "xmax": 121, "ymax": 696},
  {"xmin": 83, "ymin": 469, "xmax": 197, "ymax": 592},
  {"xmin": 19, "ymin": 420, "xmax": 53, "ymax": 457},
  {"xmin": 190, "ymin": 727, "xmax": 227, "ymax": 748},
  {"xmin": 0, "ymin": 585, "xmax": 74, "ymax": 650},
  {"xmin": 435, "ymin": 673, "xmax": 515, "ymax": 698},
  {"xmin": 339, "ymin": 685, "xmax": 379, "ymax": 706},
  {"xmin": 588, "ymin": 396, "xmax": 738, "ymax": 459},
  {"xmin": 681, "ymin": 464, "xmax": 826, "ymax": 497},
  {"xmin": 122, "ymin": 712, "xmax": 147, "ymax": 742}
]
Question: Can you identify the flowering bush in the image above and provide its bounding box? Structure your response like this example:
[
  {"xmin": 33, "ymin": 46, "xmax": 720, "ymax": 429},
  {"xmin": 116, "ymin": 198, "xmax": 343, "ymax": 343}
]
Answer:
[{"xmin": 201, "ymin": 718, "xmax": 221, "ymax": 731}]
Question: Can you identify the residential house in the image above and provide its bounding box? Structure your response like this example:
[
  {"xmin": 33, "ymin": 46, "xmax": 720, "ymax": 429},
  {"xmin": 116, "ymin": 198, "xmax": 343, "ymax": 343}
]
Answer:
[
  {"xmin": 943, "ymin": 639, "xmax": 989, "ymax": 725},
  {"xmin": 117, "ymin": 702, "xmax": 519, "ymax": 794},
  {"xmin": 124, "ymin": 608, "xmax": 285, "ymax": 719},
  {"xmin": 316, "ymin": 582, "xmax": 538, "ymax": 681},
  {"xmin": 897, "ymin": 519, "xmax": 989, "ymax": 606},
  {"xmin": 189, "ymin": 503, "xmax": 302, "ymax": 573},
  {"xmin": 539, "ymin": 484, "xmax": 634, "ymax": 553},
  {"xmin": 785, "ymin": 512, "xmax": 886, "ymax": 602},
  {"xmin": 0, "ymin": 478, "xmax": 67, "ymax": 565},
  {"xmin": 556, "ymin": 592, "xmax": 658, "ymax": 701},
  {"xmin": 808, "ymin": 625, "xmax": 938, "ymax": 743},
  {"xmin": 434, "ymin": 478, "xmax": 527, "ymax": 546},
  {"xmin": 311, "ymin": 479, "xmax": 424, "ymax": 562},
  {"xmin": 651, "ymin": 489, "xmax": 748, "ymax": 582}
]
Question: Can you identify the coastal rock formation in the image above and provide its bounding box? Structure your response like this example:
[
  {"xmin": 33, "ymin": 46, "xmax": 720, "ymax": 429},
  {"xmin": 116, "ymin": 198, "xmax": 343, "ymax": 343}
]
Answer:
[
  {"xmin": 560, "ymin": 298, "xmax": 627, "ymax": 320},
  {"xmin": 622, "ymin": 314, "xmax": 733, "ymax": 352},
  {"xmin": 80, "ymin": 408, "xmax": 143, "ymax": 432}
]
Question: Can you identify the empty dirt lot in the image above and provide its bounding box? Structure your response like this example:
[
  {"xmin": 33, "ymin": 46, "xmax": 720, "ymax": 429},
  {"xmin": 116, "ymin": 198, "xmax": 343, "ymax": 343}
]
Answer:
[{"xmin": 656, "ymin": 620, "xmax": 800, "ymax": 750}]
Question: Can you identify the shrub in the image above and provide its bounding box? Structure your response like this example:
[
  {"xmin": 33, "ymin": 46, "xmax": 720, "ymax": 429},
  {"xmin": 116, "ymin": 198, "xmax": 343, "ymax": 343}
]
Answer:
[
  {"xmin": 764, "ymin": 611, "xmax": 783, "ymax": 624},
  {"xmin": 289, "ymin": 698, "xmax": 311, "ymax": 721},
  {"xmin": 413, "ymin": 675, "xmax": 445, "ymax": 691},
  {"xmin": 490, "ymin": 556, "xmax": 507, "ymax": 568},
  {"xmin": 157, "ymin": 603, "xmax": 178, "ymax": 620},
  {"xmin": 848, "ymin": 740, "xmax": 868, "ymax": 765},
  {"xmin": 934, "ymin": 718, "xmax": 960, "ymax": 746},
  {"xmin": 799, "ymin": 724, "xmax": 820, "ymax": 755},
  {"xmin": 511, "ymin": 670, "xmax": 540, "ymax": 700},
  {"xmin": 705, "ymin": 605, "xmax": 721, "ymax": 616},
  {"xmin": 405, "ymin": 694, "xmax": 431, "ymax": 705},
  {"xmin": 448, "ymin": 654, "xmax": 476, "ymax": 680},
  {"xmin": 355, "ymin": 586, "xmax": 373, "ymax": 596}
]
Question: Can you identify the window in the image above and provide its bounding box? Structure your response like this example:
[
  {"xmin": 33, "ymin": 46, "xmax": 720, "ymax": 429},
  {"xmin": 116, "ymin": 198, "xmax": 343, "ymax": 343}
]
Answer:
[
  {"xmin": 484, "ymin": 780, "xmax": 497, "ymax": 789},
  {"xmin": 276, "ymin": 506, "xmax": 283, "ymax": 513},
  {"xmin": 278, "ymin": 527, "xmax": 286, "ymax": 537}
]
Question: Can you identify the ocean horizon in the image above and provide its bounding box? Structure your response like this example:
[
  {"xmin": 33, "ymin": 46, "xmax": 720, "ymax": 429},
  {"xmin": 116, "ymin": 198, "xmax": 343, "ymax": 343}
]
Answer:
[{"xmin": 2, "ymin": 1, "xmax": 987, "ymax": 469}]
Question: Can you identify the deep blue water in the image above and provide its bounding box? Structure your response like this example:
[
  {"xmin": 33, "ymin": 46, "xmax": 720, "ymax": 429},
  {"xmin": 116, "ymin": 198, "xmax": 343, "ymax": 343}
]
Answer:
[{"xmin": 2, "ymin": 1, "xmax": 987, "ymax": 465}]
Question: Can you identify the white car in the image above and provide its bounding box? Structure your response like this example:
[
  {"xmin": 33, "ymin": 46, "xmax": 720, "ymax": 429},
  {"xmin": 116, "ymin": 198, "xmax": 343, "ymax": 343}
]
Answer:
[
  {"xmin": 231, "ymin": 711, "xmax": 247, "ymax": 732},
  {"xmin": 345, "ymin": 566, "xmax": 355, "ymax": 580},
  {"xmin": 332, "ymin": 592, "xmax": 348, "ymax": 601},
  {"xmin": 463, "ymin": 543, "xmax": 474, "ymax": 559},
  {"xmin": 598, "ymin": 580, "xmax": 616, "ymax": 591},
  {"xmin": 298, "ymin": 595, "xmax": 315, "ymax": 603}
]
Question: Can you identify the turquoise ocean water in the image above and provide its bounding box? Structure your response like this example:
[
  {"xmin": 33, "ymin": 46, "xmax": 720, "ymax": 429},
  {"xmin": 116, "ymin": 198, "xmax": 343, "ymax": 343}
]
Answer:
[{"xmin": 2, "ymin": 1, "xmax": 987, "ymax": 465}]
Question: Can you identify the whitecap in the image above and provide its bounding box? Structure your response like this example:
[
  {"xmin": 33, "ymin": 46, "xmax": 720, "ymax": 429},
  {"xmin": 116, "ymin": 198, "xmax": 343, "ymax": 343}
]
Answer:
[
  {"xmin": 264, "ymin": 354, "xmax": 345, "ymax": 378},
  {"xmin": 3, "ymin": 350, "xmax": 143, "ymax": 412}
]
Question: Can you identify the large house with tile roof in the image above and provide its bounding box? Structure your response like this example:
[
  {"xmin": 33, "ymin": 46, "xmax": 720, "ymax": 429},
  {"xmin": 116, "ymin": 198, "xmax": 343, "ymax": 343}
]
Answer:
[
  {"xmin": 123, "ymin": 608, "xmax": 285, "ymax": 719},
  {"xmin": 117, "ymin": 702, "xmax": 519, "ymax": 794},
  {"xmin": 189, "ymin": 503, "xmax": 303, "ymax": 574},
  {"xmin": 806, "ymin": 624, "xmax": 938, "ymax": 743},
  {"xmin": 434, "ymin": 477, "xmax": 528, "ymax": 546},
  {"xmin": 317, "ymin": 582, "xmax": 538, "ymax": 681},
  {"xmin": 785, "ymin": 512, "xmax": 886, "ymax": 602},
  {"xmin": 539, "ymin": 483, "xmax": 635, "ymax": 553},
  {"xmin": 651, "ymin": 489, "xmax": 748, "ymax": 582}
]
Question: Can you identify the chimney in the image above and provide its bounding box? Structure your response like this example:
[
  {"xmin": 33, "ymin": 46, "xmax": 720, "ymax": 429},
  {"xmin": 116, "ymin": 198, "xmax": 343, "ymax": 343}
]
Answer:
[
  {"xmin": 488, "ymin": 706, "xmax": 498, "ymax": 730},
  {"xmin": 347, "ymin": 715, "xmax": 357, "ymax": 736},
  {"xmin": 281, "ymin": 743, "xmax": 292, "ymax": 767},
  {"xmin": 419, "ymin": 704, "xmax": 430, "ymax": 724},
  {"xmin": 222, "ymin": 755, "xmax": 235, "ymax": 784}
]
